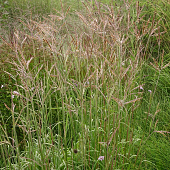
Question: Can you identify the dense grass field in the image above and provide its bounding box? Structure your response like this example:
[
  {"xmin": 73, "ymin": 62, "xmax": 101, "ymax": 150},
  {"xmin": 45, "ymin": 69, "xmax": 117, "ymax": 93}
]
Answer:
[{"xmin": 0, "ymin": 0, "xmax": 170, "ymax": 169}]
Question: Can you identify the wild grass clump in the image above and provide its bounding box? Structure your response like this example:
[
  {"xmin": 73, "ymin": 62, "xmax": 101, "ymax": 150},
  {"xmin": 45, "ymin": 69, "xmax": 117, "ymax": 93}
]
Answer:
[{"xmin": 1, "ymin": 0, "xmax": 170, "ymax": 169}]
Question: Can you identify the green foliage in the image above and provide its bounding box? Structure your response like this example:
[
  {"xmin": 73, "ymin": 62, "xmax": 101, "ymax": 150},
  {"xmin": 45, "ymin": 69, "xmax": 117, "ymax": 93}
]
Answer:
[
  {"xmin": 144, "ymin": 134, "xmax": 170, "ymax": 170},
  {"xmin": 1, "ymin": 0, "xmax": 170, "ymax": 169}
]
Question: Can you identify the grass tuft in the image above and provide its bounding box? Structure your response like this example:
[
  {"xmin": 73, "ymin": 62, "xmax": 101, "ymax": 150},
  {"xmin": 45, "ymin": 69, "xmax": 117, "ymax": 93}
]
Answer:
[{"xmin": 1, "ymin": 0, "xmax": 170, "ymax": 169}]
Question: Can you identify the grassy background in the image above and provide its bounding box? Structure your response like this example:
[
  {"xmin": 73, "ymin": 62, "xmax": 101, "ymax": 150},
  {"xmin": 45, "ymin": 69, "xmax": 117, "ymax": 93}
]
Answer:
[{"xmin": 0, "ymin": 0, "xmax": 170, "ymax": 169}]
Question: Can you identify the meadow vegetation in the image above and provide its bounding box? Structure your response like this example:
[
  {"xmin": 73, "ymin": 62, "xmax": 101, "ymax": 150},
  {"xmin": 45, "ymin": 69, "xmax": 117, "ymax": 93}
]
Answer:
[{"xmin": 0, "ymin": 0, "xmax": 170, "ymax": 169}]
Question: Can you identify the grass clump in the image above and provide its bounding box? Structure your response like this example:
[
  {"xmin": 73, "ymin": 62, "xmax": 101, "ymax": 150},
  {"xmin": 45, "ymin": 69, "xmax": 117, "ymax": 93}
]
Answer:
[{"xmin": 0, "ymin": 0, "xmax": 170, "ymax": 169}]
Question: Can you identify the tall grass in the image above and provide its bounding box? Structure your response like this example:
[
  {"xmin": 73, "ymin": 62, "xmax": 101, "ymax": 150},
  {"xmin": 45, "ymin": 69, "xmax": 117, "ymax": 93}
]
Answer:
[{"xmin": 1, "ymin": 0, "xmax": 170, "ymax": 169}]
